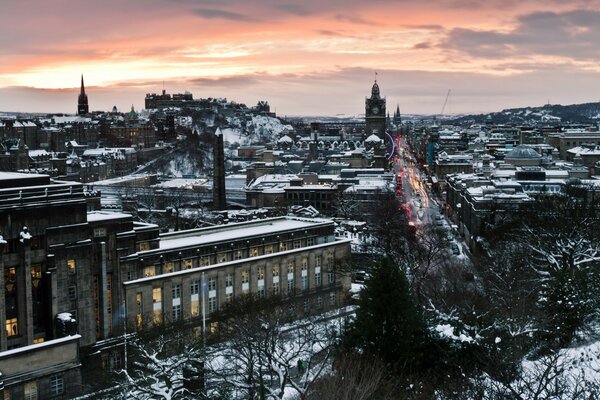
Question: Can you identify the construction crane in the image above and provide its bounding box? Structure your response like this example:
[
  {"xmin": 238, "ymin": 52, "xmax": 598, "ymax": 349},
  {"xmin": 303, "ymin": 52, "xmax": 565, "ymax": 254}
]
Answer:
[{"xmin": 440, "ymin": 89, "xmax": 451, "ymax": 117}]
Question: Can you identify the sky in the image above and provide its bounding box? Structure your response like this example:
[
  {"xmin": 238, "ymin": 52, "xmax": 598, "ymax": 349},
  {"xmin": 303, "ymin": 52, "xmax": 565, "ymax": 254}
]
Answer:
[{"xmin": 2, "ymin": 0, "xmax": 600, "ymax": 116}]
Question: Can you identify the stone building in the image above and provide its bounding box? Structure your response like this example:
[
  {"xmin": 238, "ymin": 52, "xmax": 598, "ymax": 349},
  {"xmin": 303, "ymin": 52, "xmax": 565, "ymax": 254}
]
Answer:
[{"xmin": 0, "ymin": 171, "xmax": 352, "ymax": 397}]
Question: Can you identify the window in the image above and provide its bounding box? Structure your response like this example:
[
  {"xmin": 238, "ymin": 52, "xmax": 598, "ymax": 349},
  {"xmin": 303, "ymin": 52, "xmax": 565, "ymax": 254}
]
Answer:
[
  {"xmin": 172, "ymin": 284, "xmax": 181, "ymax": 299},
  {"xmin": 68, "ymin": 286, "xmax": 77, "ymax": 301},
  {"xmin": 329, "ymin": 292, "xmax": 336, "ymax": 306},
  {"xmin": 302, "ymin": 276, "xmax": 308, "ymax": 291},
  {"xmin": 24, "ymin": 381, "xmax": 37, "ymax": 400},
  {"xmin": 164, "ymin": 262, "xmax": 175, "ymax": 273},
  {"xmin": 208, "ymin": 297, "xmax": 217, "ymax": 313},
  {"xmin": 303, "ymin": 298, "xmax": 310, "ymax": 312},
  {"xmin": 234, "ymin": 250, "xmax": 243, "ymax": 260},
  {"xmin": 191, "ymin": 299, "xmax": 199, "ymax": 317},
  {"xmin": 50, "ymin": 375, "xmax": 64, "ymax": 396},
  {"xmin": 127, "ymin": 270, "xmax": 137, "ymax": 281},
  {"xmin": 279, "ymin": 242, "xmax": 287, "ymax": 251},
  {"xmin": 316, "ymin": 295, "xmax": 323, "ymax": 309},
  {"xmin": 191, "ymin": 280, "xmax": 199, "ymax": 295},
  {"xmin": 201, "ymin": 256, "xmax": 211, "ymax": 267},
  {"xmin": 67, "ymin": 259, "xmax": 76, "ymax": 274},
  {"xmin": 143, "ymin": 265, "xmax": 156, "ymax": 277},
  {"xmin": 93, "ymin": 227, "xmax": 106, "ymax": 237},
  {"xmin": 328, "ymin": 270, "xmax": 335, "ymax": 285},
  {"xmin": 4, "ymin": 388, "xmax": 11, "ymax": 400},
  {"xmin": 316, "ymin": 256, "xmax": 321, "ymax": 268},
  {"xmin": 315, "ymin": 269, "xmax": 322, "ymax": 287},
  {"xmin": 153, "ymin": 288, "xmax": 162, "ymax": 303},
  {"xmin": 208, "ymin": 277, "xmax": 217, "ymax": 291},
  {"xmin": 241, "ymin": 270, "xmax": 250, "ymax": 292},
  {"xmin": 307, "ymin": 237, "xmax": 315, "ymax": 246},
  {"xmin": 182, "ymin": 259, "xmax": 193, "ymax": 269},
  {"xmin": 264, "ymin": 245, "xmax": 273, "ymax": 254},
  {"xmin": 152, "ymin": 288, "xmax": 162, "ymax": 324},
  {"xmin": 293, "ymin": 240, "xmax": 301, "ymax": 249},
  {"xmin": 138, "ymin": 242, "xmax": 150, "ymax": 251},
  {"xmin": 6, "ymin": 318, "xmax": 18, "ymax": 337},
  {"xmin": 250, "ymin": 247, "xmax": 259, "ymax": 257},
  {"xmin": 217, "ymin": 252, "xmax": 228, "ymax": 263},
  {"xmin": 225, "ymin": 273, "xmax": 234, "ymax": 288},
  {"xmin": 257, "ymin": 267, "xmax": 265, "ymax": 280},
  {"xmin": 301, "ymin": 259, "xmax": 308, "ymax": 290},
  {"xmin": 172, "ymin": 305, "xmax": 181, "ymax": 321}
]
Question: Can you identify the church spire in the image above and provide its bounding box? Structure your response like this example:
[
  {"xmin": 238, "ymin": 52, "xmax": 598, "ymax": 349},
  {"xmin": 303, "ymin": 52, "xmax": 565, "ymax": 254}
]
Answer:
[{"xmin": 77, "ymin": 74, "xmax": 89, "ymax": 115}]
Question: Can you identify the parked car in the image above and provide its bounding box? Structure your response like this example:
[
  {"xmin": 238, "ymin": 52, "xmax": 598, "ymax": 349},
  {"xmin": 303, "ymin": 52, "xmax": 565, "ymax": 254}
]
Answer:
[{"xmin": 451, "ymin": 243, "xmax": 460, "ymax": 255}]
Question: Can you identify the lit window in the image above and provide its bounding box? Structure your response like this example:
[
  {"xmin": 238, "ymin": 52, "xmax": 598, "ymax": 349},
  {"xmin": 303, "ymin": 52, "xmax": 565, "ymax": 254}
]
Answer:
[
  {"xmin": 24, "ymin": 381, "xmax": 37, "ymax": 400},
  {"xmin": 279, "ymin": 242, "xmax": 287, "ymax": 251},
  {"xmin": 152, "ymin": 288, "xmax": 162, "ymax": 303},
  {"xmin": 264, "ymin": 245, "xmax": 273, "ymax": 254},
  {"xmin": 67, "ymin": 259, "xmax": 76, "ymax": 274},
  {"xmin": 6, "ymin": 318, "xmax": 18, "ymax": 337},
  {"xmin": 164, "ymin": 262, "xmax": 175, "ymax": 273},
  {"xmin": 138, "ymin": 242, "xmax": 150, "ymax": 251},
  {"xmin": 143, "ymin": 266, "xmax": 156, "ymax": 277},
  {"xmin": 183, "ymin": 259, "xmax": 193, "ymax": 269},
  {"xmin": 250, "ymin": 247, "xmax": 259, "ymax": 257}
]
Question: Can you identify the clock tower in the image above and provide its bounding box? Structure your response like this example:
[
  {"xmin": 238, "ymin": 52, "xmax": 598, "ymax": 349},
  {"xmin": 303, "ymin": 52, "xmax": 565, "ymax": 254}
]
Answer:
[{"xmin": 365, "ymin": 79, "xmax": 386, "ymax": 140}]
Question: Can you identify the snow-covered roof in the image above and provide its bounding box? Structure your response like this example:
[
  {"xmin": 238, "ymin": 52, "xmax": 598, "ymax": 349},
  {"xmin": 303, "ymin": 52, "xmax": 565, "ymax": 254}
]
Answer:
[
  {"xmin": 87, "ymin": 211, "xmax": 132, "ymax": 222},
  {"xmin": 155, "ymin": 217, "xmax": 331, "ymax": 252},
  {"xmin": 364, "ymin": 134, "xmax": 381, "ymax": 142}
]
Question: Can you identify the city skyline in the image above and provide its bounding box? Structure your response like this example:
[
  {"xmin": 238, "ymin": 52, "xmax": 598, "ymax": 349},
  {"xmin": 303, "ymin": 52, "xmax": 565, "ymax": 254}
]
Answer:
[{"xmin": 2, "ymin": 0, "xmax": 600, "ymax": 116}]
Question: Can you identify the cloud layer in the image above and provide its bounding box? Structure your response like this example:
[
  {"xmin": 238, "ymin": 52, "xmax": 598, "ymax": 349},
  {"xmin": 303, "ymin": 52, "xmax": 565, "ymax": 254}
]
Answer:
[{"xmin": 1, "ymin": 0, "xmax": 599, "ymax": 114}]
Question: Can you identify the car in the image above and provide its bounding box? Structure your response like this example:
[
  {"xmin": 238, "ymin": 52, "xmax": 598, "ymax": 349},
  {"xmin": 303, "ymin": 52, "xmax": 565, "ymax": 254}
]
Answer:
[{"xmin": 451, "ymin": 243, "xmax": 460, "ymax": 255}]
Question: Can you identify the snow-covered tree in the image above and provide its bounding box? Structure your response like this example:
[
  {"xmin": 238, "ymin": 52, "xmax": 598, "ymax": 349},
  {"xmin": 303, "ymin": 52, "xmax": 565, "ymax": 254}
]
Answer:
[
  {"xmin": 116, "ymin": 323, "xmax": 206, "ymax": 400},
  {"xmin": 207, "ymin": 296, "xmax": 337, "ymax": 400}
]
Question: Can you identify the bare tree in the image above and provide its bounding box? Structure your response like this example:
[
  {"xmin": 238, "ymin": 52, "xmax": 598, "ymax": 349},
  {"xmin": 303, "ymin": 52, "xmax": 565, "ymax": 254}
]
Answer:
[
  {"xmin": 207, "ymin": 296, "xmax": 338, "ymax": 400},
  {"xmin": 116, "ymin": 323, "xmax": 206, "ymax": 400},
  {"xmin": 303, "ymin": 353, "xmax": 399, "ymax": 400}
]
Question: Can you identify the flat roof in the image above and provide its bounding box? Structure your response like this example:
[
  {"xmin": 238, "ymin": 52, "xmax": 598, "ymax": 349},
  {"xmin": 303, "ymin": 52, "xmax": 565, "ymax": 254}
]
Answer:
[
  {"xmin": 126, "ymin": 217, "xmax": 331, "ymax": 256},
  {"xmin": 87, "ymin": 211, "xmax": 132, "ymax": 222}
]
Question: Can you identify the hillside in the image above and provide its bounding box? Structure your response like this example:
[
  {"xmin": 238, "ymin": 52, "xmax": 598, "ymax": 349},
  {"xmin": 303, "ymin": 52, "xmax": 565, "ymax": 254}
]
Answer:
[{"xmin": 448, "ymin": 102, "xmax": 600, "ymax": 125}]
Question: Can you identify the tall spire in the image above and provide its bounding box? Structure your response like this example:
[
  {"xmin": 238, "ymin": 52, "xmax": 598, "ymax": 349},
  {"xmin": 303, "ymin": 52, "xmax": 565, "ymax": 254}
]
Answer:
[{"xmin": 77, "ymin": 74, "xmax": 89, "ymax": 115}]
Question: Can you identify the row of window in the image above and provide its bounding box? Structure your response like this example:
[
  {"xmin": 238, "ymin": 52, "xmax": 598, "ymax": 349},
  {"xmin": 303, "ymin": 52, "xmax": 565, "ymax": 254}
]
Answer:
[
  {"xmin": 136, "ymin": 288, "xmax": 339, "ymax": 329},
  {"xmin": 135, "ymin": 239, "xmax": 324, "ymax": 278},
  {"xmin": 3, "ymin": 375, "xmax": 63, "ymax": 400}
]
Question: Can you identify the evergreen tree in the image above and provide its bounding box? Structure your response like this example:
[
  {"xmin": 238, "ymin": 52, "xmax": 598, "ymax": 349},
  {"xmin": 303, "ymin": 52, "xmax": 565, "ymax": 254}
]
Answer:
[{"xmin": 345, "ymin": 256, "xmax": 429, "ymax": 373}]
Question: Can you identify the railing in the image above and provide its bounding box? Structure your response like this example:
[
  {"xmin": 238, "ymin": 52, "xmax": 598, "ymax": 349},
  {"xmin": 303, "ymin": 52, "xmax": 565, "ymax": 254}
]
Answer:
[{"xmin": 0, "ymin": 183, "xmax": 85, "ymax": 208}]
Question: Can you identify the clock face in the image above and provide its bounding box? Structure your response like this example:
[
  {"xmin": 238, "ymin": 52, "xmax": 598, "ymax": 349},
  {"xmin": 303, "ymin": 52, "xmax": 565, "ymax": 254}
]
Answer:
[{"xmin": 371, "ymin": 106, "xmax": 379, "ymax": 114}]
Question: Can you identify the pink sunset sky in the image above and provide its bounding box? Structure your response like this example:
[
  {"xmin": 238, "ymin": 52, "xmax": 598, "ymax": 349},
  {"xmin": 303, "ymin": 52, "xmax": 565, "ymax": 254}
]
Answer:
[{"xmin": 1, "ymin": 0, "xmax": 600, "ymax": 116}]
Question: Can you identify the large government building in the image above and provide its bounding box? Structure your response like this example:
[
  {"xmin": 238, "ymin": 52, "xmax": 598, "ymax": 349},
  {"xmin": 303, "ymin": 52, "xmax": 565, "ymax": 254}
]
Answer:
[{"xmin": 0, "ymin": 172, "xmax": 351, "ymax": 399}]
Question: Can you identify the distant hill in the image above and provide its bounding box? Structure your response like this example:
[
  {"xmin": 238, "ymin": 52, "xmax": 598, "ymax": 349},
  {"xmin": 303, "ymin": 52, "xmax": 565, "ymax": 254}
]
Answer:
[{"xmin": 447, "ymin": 102, "xmax": 600, "ymax": 125}]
